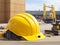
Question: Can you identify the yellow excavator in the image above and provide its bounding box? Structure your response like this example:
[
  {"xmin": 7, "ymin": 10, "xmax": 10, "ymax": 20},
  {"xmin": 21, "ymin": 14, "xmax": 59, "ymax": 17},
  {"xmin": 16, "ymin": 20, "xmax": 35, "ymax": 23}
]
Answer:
[
  {"xmin": 0, "ymin": 13, "xmax": 45, "ymax": 41},
  {"xmin": 43, "ymin": 4, "xmax": 60, "ymax": 36},
  {"xmin": 43, "ymin": 4, "xmax": 56, "ymax": 23}
]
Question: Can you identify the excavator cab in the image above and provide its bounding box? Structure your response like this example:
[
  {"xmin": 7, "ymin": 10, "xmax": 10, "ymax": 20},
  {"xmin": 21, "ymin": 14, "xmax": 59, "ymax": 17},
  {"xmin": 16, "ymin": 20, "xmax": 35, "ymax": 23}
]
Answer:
[{"xmin": 52, "ymin": 20, "xmax": 60, "ymax": 30}]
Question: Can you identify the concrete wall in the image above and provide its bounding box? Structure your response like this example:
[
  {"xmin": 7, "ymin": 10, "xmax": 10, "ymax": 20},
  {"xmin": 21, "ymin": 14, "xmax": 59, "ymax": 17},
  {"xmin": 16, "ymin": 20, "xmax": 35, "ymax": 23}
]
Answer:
[
  {"xmin": 10, "ymin": 0, "xmax": 25, "ymax": 17},
  {"xmin": 0, "ymin": 0, "xmax": 5, "ymax": 23},
  {"xmin": 0, "ymin": 0, "xmax": 25, "ymax": 23}
]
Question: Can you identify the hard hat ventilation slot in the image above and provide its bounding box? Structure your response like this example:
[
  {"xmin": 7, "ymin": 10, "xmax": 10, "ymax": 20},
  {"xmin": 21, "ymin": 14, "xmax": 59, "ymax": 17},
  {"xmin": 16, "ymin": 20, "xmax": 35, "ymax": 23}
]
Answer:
[{"xmin": 38, "ymin": 35, "xmax": 40, "ymax": 38}]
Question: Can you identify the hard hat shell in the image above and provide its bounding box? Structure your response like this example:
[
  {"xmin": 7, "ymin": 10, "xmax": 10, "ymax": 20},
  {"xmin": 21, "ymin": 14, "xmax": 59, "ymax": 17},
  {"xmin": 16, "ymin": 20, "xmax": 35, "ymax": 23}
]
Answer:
[{"xmin": 7, "ymin": 13, "xmax": 45, "ymax": 41}]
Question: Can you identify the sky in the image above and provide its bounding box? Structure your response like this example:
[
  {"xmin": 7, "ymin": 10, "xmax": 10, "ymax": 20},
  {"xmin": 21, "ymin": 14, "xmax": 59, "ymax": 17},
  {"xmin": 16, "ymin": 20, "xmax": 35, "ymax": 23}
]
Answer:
[{"xmin": 26, "ymin": 0, "xmax": 60, "ymax": 11}]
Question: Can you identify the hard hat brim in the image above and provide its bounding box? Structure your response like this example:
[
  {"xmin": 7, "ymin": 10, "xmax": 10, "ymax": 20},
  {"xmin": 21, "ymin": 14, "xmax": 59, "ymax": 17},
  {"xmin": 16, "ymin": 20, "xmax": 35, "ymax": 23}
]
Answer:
[{"xmin": 22, "ymin": 32, "xmax": 45, "ymax": 41}]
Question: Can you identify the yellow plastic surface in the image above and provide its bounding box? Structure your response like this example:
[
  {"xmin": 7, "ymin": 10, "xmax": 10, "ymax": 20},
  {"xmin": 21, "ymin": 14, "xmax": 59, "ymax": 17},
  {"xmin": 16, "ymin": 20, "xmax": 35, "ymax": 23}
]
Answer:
[{"xmin": 7, "ymin": 13, "xmax": 45, "ymax": 41}]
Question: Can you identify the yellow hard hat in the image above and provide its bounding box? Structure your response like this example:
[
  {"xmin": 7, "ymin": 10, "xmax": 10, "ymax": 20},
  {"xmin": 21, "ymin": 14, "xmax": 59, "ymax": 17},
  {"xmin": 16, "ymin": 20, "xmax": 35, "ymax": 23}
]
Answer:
[{"xmin": 7, "ymin": 13, "xmax": 45, "ymax": 41}]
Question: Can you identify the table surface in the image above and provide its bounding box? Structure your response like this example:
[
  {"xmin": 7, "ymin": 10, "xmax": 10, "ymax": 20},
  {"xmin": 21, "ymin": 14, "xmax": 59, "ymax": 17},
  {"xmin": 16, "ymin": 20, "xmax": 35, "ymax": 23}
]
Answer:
[{"xmin": 0, "ymin": 36, "xmax": 60, "ymax": 45}]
